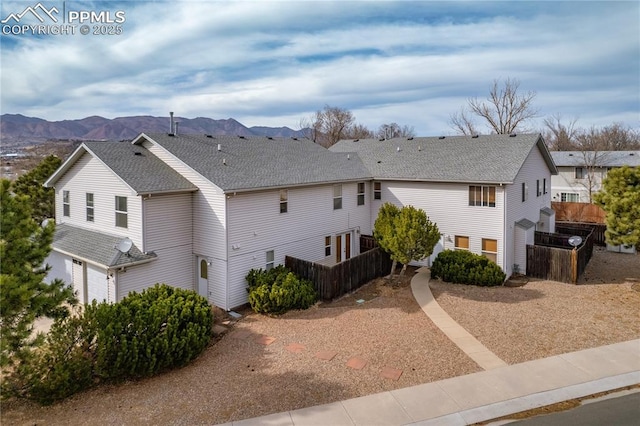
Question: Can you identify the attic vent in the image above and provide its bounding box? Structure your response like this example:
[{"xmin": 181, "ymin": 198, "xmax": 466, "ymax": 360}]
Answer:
[
  {"xmin": 238, "ymin": 135, "xmax": 245, "ymax": 139},
  {"xmin": 471, "ymin": 134, "xmax": 479, "ymax": 139},
  {"xmin": 407, "ymin": 137, "xmax": 414, "ymax": 140},
  {"xmin": 509, "ymin": 133, "xmax": 517, "ymax": 137},
  {"xmin": 206, "ymin": 134, "xmax": 214, "ymax": 138},
  {"xmin": 134, "ymin": 152, "xmax": 143, "ymax": 156},
  {"xmin": 438, "ymin": 136, "xmax": 445, "ymax": 140}
]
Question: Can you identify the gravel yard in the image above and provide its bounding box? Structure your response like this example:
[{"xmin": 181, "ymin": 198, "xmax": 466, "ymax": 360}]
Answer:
[{"xmin": 2, "ymin": 247, "xmax": 638, "ymax": 425}]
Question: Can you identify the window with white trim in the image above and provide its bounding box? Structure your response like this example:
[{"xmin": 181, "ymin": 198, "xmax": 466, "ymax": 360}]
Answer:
[
  {"xmin": 86, "ymin": 193, "xmax": 94, "ymax": 222},
  {"xmin": 536, "ymin": 180, "xmax": 541, "ymax": 197},
  {"xmin": 63, "ymin": 190, "xmax": 70, "ymax": 217},
  {"xmin": 521, "ymin": 182, "xmax": 528, "ymax": 202},
  {"xmin": 266, "ymin": 250, "xmax": 274, "ymax": 270},
  {"xmin": 333, "ymin": 184, "xmax": 342, "ymax": 210},
  {"xmin": 325, "ymin": 236, "xmax": 331, "ymax": 257},
  {"xmin": 543, "ymin": 178, "xmax": 547, "ymax": 194},
  {"xmin": 575, "ymin": 167, "xmax": 586, "ymax": 179},
  {"xmin": 373, "ymin": 181, "xmax": 381, "ymax": 200},
  {"xmin": 357, "ymin": 182, "xmax": 365, "ymax": 206},
  {"xmin": 280, "ymin": 189, "xmax": 288, "ymax": 213},
  {"xmin": 115, "ymin": 196, "xmax": 128, "ymax": 228},
  {"xmin": 454, "ymin": 235, "xmax": 469, "ymax": 250},
  {"xmin": 560, "ymin": 192, "xmax": 580, "ymax": 202},
  {"xmin": 468, "ymin": 185, "xmax": 496, "ymax": 207},
  {"xmin": 482, "ymin": 238, "xmax": 498, "ymax": 263}
]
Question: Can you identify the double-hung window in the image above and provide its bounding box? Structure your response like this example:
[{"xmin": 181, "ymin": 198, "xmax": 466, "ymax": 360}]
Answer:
[
  {"xmin": 373, "ymin": 182, "xmax": 381, "ymax": 200},
  {"xmin": 482, "ymin": 239, "xmax": 498, "ymax": 263},
  {"xmin": 86, "ymin": 193, "xmax": 94, "ymax": 222},
  {"xmin": 115, "ymin": 196, "xmax": 128, "ymax": 228},
  {"xmin": 468, "ymin": 185, "xmax": 496, "ymax": 207},
  {"xmin": 266, "ymin": 250, "xmax": 275, "ymax": 270},
  {"xmin": 325, "ymin": 236, "xmax": 331, "ymax": 257},
  {"xmin": 575, "ymin": 167, "xmax": 586, "ymax": 179},
  {"xmin": 63, "ymin": 190, "xmax": 70, "ymax": 217},
  {"xmin": 357, "ymin": 182, "xmax": 365, "ymax": 206},
  {"xmin": 333, "ymin": 184, "xmax": 342, "ymax": 210},
  {"xmin": 279, "ymin": 190, "xmax": 288, "ymax": 213}
]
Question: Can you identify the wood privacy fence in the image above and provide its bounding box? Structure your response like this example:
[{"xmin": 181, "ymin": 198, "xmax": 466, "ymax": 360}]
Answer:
[
  {"xmin": 556, "ymin": 222, "xmax": 607, "ymax": 246},
  {"xmin": 285, "ymin": 247, "xmax": 392, "ymax": 301},
  {"xmin": 526, "ymin": 227, "xmax": 594, "ymax": 284},
  {"xmin": 552, "ymin": 202, "xmax": 606, "ymax": 223}
]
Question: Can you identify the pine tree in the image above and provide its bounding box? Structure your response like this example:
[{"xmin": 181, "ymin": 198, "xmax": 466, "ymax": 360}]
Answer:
[
  {"xmin": 12, "ymin": 155, "xmax": 62, "ymax": 222},
  {"xmin": 594, "ymin": 166, "xmax": 640, "ymax": 247},
  {"xmin": 0, "ymin": 179, "xmax": 76, "ymax": 368}
]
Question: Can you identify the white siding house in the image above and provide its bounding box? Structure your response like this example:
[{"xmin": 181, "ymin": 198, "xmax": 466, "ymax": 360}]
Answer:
[
  {"xmin": 45, "ymin": 130, "xmax": 557, "ymax": 310},
  {"xmin": 550, "ymin": 151, "xmax": 640, "ymax": 203}
]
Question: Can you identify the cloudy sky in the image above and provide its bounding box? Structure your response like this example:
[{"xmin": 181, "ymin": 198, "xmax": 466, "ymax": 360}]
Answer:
[{"xmin": 1, "ymin": 0, "xmax": 638, "ymax": 135}]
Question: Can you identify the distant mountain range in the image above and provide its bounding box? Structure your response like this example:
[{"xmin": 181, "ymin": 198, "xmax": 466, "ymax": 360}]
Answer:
[{"xmin": 0, "ymin": 114, "xmax": 308, "ymax": 146}]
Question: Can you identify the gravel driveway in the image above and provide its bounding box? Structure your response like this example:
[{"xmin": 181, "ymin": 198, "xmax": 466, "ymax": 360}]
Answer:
[{"xmin": 2, "ymin": 247, "xmax": 638, "ymax": 425}]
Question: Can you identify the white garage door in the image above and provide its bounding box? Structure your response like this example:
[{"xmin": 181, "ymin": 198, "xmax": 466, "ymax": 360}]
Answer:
[
  {"xmin": 87, "ymin": 264, "xmax": 108, "ymax": 303},
  {"xmin": 45, "ymin": 251, "xmax": 73, "ymax": 285}
]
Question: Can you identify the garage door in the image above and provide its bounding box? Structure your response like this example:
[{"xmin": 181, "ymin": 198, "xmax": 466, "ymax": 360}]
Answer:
[{"xmin": 45, "ymin": 251, "xmax": 73, "ymax": 285}]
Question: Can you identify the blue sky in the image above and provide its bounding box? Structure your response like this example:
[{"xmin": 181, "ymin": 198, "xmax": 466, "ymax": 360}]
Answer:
[{"xmin": 1, "ymin": 0, "xmax": 638, "ymax": 135}]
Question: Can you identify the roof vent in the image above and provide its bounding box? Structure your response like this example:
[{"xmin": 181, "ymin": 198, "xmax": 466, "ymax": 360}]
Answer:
[
  {"xmin": 169, "ymin": 111, "xmax": 174, "ymax": 135},
  {"xmin": 353, "ymin": 139, "xmax": 359, "ymax": 142},
  {"xmin": 134, "ymin": 152, "xmax": 143, "ymax": 156},
  {"xmin": 438, "ymin": 136, "xmax": 445, "ymax": 140},
  {"xmin": 379, "ymin": 138, "xmax": 385, "ymax": 141},
  {"xmin": 238, "ymin": 135, "xmax": 245, "ymax": 139},
  {"xmin": 291, "ymin": 137, "xmax": 298, "ymax": 141},
  {"xmin": 407, "ymin": 137, "xmax": 414, "ymax": 140},
  {"xmin": 630, "ymin": 153, "xmax": 635, "ymax": 156},
  {"xmin": 569, "ymin": 153, "xmax": 573, "ymax": 156},
  {"xmin": 223, "ymin": 158, "xmax": 227, "ymax": 165},
  {"xmin": 267, "ymin": 136, "xmax": 273, "ymax": 140},
  {"xmin": 217, "ymin": 144, "xmax": 221, "ymax": 152},
  {"xmin": 509, "ymin": 133, "xmax": 517, "ymax": 137},
  {"xmin": 206, "ymin": 134, "xmax": 214, "ymax": 138},
  {"xmin": 174, "ymin": 122, "xmax": 179, "ymax": 135},
  {"xmin": 347, "ymin": 154, "xmax": 350, "ymax": 160},
  {"xmin": 418, "ymin": 146, "xmax": 422, "ymax": 151},
  {"xmin": 396, "ymin": 146, "xmax": 401, "ymax": 152},
  {"xmin": 471, "ymin": 134, "xmax": 479, "ymax": 139},
  {"xmin": 377, "ymin": 160, "xmax": 382, "ymax": 164}
]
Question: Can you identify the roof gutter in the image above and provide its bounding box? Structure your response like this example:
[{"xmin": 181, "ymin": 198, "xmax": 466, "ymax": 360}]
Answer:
[{"xmin": 51, "ymin": 246, "xmax": 158, "ymax": 270}]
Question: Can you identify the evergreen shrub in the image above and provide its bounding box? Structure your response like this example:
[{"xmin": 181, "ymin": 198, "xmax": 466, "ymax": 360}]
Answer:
[
  {"xmin": 431, "ymin": 250, "xmax": 506, "ymax": 286},
  {"xmin": 246, "ymin": 267, "xmax": 317, "ymax": 314}
]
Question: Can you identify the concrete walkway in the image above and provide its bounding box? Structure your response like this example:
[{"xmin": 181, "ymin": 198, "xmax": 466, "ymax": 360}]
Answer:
[
  {"xmin": 221, "ymin": 340, "xmax": 640, "ymax": 425},
  {"xmin": 410, "ymin": 266, "xmax": 508, "ymax": 370}
]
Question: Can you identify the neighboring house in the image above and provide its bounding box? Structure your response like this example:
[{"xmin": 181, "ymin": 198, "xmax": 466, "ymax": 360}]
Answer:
[
  {"xmin": 550, "ymin": 151, "xmax": 640, "ymax": 203},
  {"xmin": 45, "ymin": 132, "xmax": 557, "ymax": 310}
]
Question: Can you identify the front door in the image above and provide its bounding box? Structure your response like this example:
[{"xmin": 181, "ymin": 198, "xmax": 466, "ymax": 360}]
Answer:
[
  {"xmin": 335, "ymin": 232, "xmax": 352, "ymax": 263},
  {"xmin": 198, "ymin": 257, "xmax": 209, "ymax": 298}
]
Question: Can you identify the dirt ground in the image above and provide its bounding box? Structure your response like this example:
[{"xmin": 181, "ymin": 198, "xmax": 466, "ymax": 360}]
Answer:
[{"xmin": 2, "ymin": 248, "xmax": 638, "ymax": 425}]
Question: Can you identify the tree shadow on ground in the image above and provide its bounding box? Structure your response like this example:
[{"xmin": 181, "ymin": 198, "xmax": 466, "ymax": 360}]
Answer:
[{"xmin": 429, "ymin": 279, "xmax": 546, "ymax": 303}]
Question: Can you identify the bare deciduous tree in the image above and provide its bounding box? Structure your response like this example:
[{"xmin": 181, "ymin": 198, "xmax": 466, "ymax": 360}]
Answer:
[
  {"xmin": 303, "ymin": 105, "xmax": 356, "ymax": 147},
  {"xmin": 450, "ymin": 78, "xmax": 538, "ymax": 135},
  {"xmin": 347, "ymin": 123, "xmax": 375, "ymax": 139},
  {"xmin": 377, "ymin": 123, "xmax": 416, "ymax": 139},
  {"xmin": 543, "ymin": 114, "xmax": 579, "ymax": 151}
]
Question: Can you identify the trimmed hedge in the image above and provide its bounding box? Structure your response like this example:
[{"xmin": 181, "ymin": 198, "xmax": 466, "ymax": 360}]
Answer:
[
  {"xmin": 246, "ymin": 266, "xmax": 317, "ymax": 315},
  {"xmin": 431, "ymin": 250, "xmax": 506, "ymax": 286}
]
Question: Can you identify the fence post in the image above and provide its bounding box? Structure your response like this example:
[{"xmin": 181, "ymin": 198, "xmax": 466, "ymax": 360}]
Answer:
[{"xmin": 571, "ymin": 247, "xmax": 577, "ymax": 284}]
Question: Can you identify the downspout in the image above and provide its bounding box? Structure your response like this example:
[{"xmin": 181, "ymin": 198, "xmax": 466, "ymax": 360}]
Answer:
[
  {"xmin": 224, "ymin": 193, "xmax": 230, "ymax": 311},
  {"xmin": 502, "ymin": 184, "xmax": 509, "ymax": 279}
]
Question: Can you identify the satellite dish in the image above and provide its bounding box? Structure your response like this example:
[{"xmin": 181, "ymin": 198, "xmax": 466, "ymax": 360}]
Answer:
[
  {"xmin": 568, "ymin": 236, "xmax": 583, "ymax": 247},
  {"xmin": 115, "ymin": 237, "xmax": 133, "ymax": 254}
]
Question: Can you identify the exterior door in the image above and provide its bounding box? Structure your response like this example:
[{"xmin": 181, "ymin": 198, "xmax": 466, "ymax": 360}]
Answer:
[
  {"xmin": 72, "ymin": 258, "xmax": 86, "ymax": 304},
  {"xmin": 198, "ymin": 257, "xmax": 209, "ymax": 298},
  {"xmin": 335, "ymin": 232, "xmax": 352, "ymax": 264},
  {"xmin": 336, "ymin": 235, "xmax": 342, "ymax": 263}
]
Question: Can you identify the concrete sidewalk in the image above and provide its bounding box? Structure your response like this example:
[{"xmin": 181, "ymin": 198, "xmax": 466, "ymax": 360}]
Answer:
[{"xmin": 221, "ymin": 339, "xmax": 639, "ymax": 425}]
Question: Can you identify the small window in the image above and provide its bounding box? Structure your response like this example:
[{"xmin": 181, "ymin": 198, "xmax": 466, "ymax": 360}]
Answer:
[
  {"xmin": 454, "ymin": 236, "xmax": 469, "ymax": 250},
  {"xmin": 63, "ymin": 190, "xmax": 70, "ymax": 217},
  {"xmin": 200, "ymin": 259, "xmax": 208, "ymax": 279},
  {"xmin": 325, "ymin": 236, "xmax": 331, "ymax": 257},
  {"xmin": 575, "ymin": 167, "xmax": 586, "ymax": 179},
  {"xmin": 333, "ymin": 184, "xmax": 342, "ymax": 210},
  {"xmin": 373, "ymin": 181, "xmax": 381, "ymax": 200},
  {"xmin": 561, "ymin": 192, "xmax": 580, "ymax": 202},
  {"xmin": 280, "ymin": 189, "xmax": 288, "ymax": 213},
  {"xmin": 536, "ymin": 180, "xmax": 541, "ymax": 197},
  {"xmin": 482, "ymin": 238, "xmax": 498, "ymax": 263},
  {"xmin": 521, "ymin": 182, "xmax": 528, "ymax": 202},
  {"xmin": 115, "ymin": 196, "xmax": 128, "ymax": 228},
  {"xmin": 543, "ymin": 178, "xmax": 547, "ymax": 194},
  {"xmin": 86, "ymin": 193, "xmax": 94, "ymax": 222},
  {"xmin": 357, "ymin": 182, "xmax": 365, "ymax": 206},
  {"xmin": 266, "ymin": 250, "xmax": 274, "ymax": 270}
]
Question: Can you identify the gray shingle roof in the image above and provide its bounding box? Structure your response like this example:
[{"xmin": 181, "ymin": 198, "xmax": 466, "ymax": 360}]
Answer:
[
  {"xmin": 138, "ymin": 133, "xmax": 371, "ymax": 191},
  {"xmin": 83, "ymin": 142, "xmax": 197, "ymax": 194},
  {"xmin": 550, "ymin": 151, "xmax": 640, "ymax": 167},
  {"xmin": 53, "ymin": 223, "xmax": 156, "ymax": 268},
  {"xmin": 330, "ymin": 133, "xmax": 556, "ymax": 183}
]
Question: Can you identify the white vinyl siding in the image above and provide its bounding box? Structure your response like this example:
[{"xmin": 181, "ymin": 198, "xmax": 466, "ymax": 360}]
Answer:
[
  {"xmin": 115, "ymin": 196, "xmax": 128, "ymax": 228},
  {"xmin": 86, "ymin": 263, "xmax": 108, "ymax": 303},
  {"xmin": 86, "ymin": 193, "xmax": 94, "ymax": 222},
  {"xmin": 54, "ymin": 152, "xmax": 143, "ymax": 246},
  {"xmin": 44, "ymin": 250, "xmax": 73, "ymax": 285},
  {"xmin": 63, "ymin": 190, "xmax": 70, "ymax": 217},
  {"xmin": 140, "ymin": 138, "xmax": 227, "ymax": 308}
]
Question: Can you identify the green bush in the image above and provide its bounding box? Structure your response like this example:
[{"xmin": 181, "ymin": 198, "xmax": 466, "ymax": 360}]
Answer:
[
  {"xmin": 431, "ymin": 250, "xmax": 506, "ymax": 286},
  {"xmin": 3, "ymin": 284, "xmax": 212, "ymax": 404},
  {"xmin": 246, "ymin": 267, "xmax": 317, "ymax": 314},
  {"xmin": 92, "ymin": 284, "xmax": 213, "ymax": 379}
]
